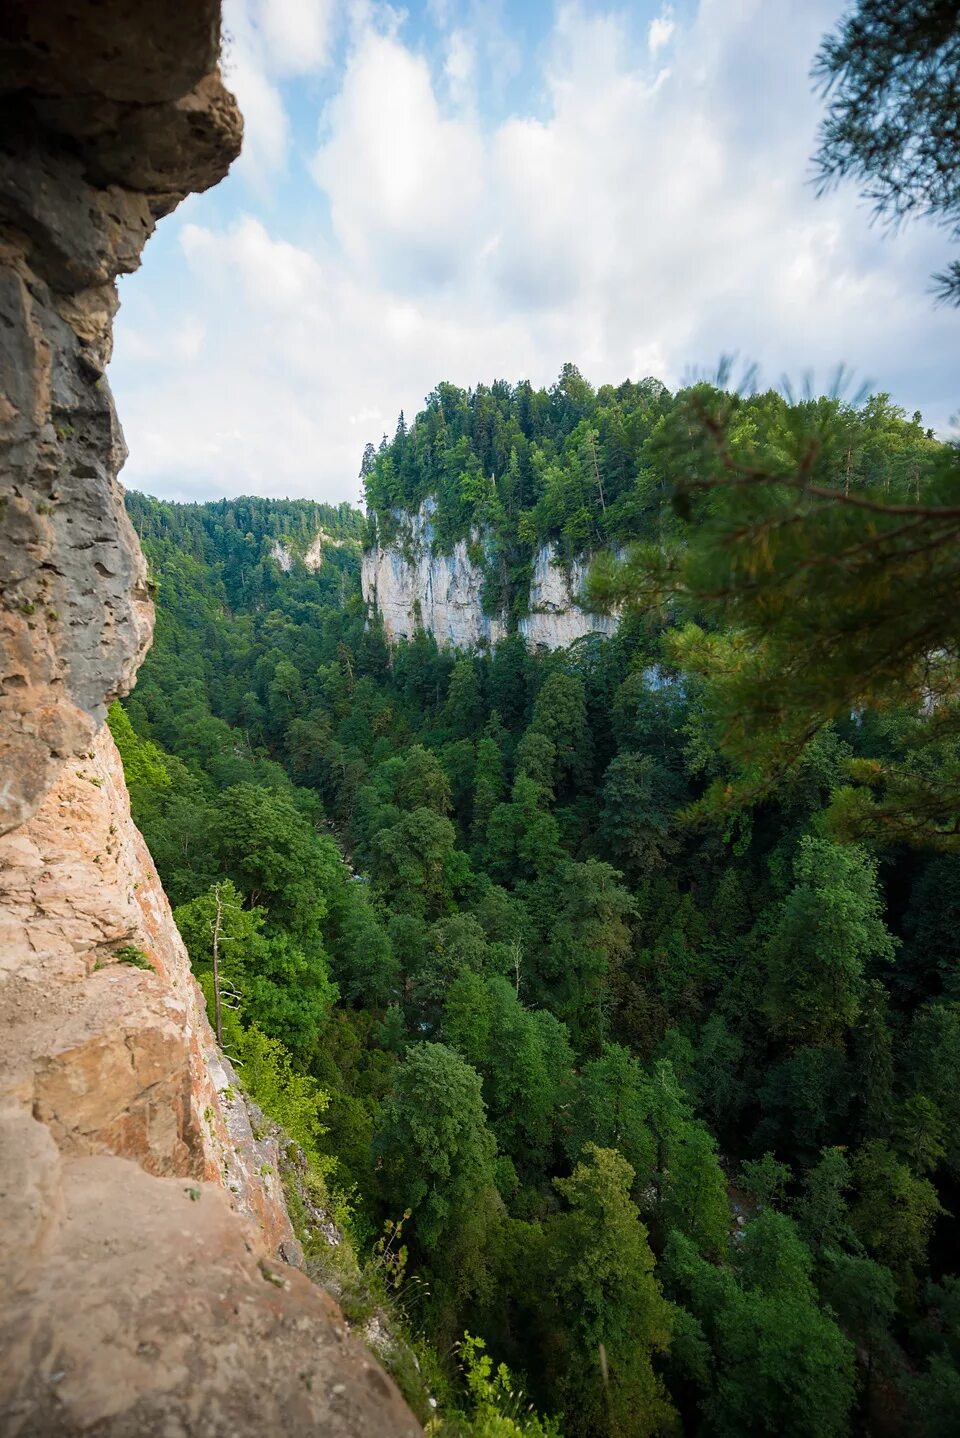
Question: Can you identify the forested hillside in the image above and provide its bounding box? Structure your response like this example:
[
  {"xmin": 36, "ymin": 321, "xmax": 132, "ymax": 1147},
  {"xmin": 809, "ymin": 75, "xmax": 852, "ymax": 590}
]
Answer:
[
  {"xmin": 361, "ymin": 368, "xmax": 939, "ymax": 624},
  {"xmin": 116, "ymin": 382, "xmax": 960, "ymax": 1435}
]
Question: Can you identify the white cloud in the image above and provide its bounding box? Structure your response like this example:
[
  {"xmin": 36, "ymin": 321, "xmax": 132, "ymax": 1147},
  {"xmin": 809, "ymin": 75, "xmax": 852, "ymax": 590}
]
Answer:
[
  {"xmin": 222, "ymin": 0, "xmax": 337, "ymax": 189},
  {"xmin": 259, "ymin": 0, "xmax": 336, "ymax": 74},
  {"xmin": 111, "ymin": 0, "xmax": 958, "ymax": 504},
  {"xmin": 312, "ymin": 27, "xmax": 485, "ymax": 285},
  {"xmin": 444, "ymin": 29, "xmax": 476, "ymax": 108},
  {"xmin": 648, "ymin": 7, "xmax": 675, "ymax": 55},
  {"xmin": 223, "ymin": 41, "xmax": 289, "ymax": 187}
]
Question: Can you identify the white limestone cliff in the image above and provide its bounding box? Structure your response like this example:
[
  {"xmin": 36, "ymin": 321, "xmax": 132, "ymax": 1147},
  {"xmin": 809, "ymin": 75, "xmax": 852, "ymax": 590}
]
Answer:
[
  {"xmin": 361, "ymin": 501, "xmax": 508, "ymax": 648},
  {"xmin": 362, "ymin": 502, "xmax": 619, "ymax": 652},
  {"xmin": 519, "ymin": 545, "xmax": 620, "ymax": 650}
]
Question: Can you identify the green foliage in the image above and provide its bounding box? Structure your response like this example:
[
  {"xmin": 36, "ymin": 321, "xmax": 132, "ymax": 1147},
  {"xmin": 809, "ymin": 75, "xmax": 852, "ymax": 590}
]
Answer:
[
  {"xmin": 794, "ymin": 1147, "xmax": 857, "ymax": 1255},
  {"xmin": 373, "ymin": 1043, "xmax": 499, "ymax": 1296},
  {"xmin": 370, "ymin": 808, "xmax": 467, "ymax": 918},
  {"xmin": 763, "ymin": 836, "xmax": 895, "ymax": 1046},
  {"xmin": 234, "ymin": 1024, "xmax": 330, "ymax": 1167},
  {"xmin": 176, "ymin": 879, "xmax": 338, "ymax": 1061},
  {"xmin": 435, "ymin": 1333, "xmax": 562, "ymax": 1438},
  {"xmin": 849, "ymin": 1140, "xmax": 945, "ymax": 1288},
  {"xmin": 119, "ymin": 323, "xmax": 960, "ymax": 1429},
  {"xmin": 906, "ymin": 1001, "xmax": 960, "ymax": 1173},
  {"xmin": 107, "ymin": 701, "xmax": 171, "ymax": 812},
  {"xmin": 818, "ymin": 1250, "xmax": 896, "ymax": 1366},
  {"xmin": 600, "ymin": 383, "xmax": 960, "ymax": 847},
  {"xmin": 739, "ymin": 1151, "xmax": 792, "ymax": 1211},
  {"xmin": 175, "ymin": 879, "xmax": 264, "ymax": 979},
  {"xmin": 812, "ymin": 0, "xmax": 960, "ymax": 302},
  {"xmin": 112, "ymin": 944, "xmax": 154, "ymax": 971},
  {"xmin": 212, "ymin": 783, "xmax": 339, "ymax": 944},
  {"xmin": 599, "ymin": 753, "xmax": 685, "ymax": 880},
  {"xmin": 666, "ymin": 1216, "xmax": 856, "ymax": 1437},
  {"xmin": 909, "ymin": 1275, "xmax": 960, "ymax": 1437},
  {"xmin": 565, "ymin": 1044, "xmax": 655, "ymax": 1192},
  {"xmin": 547, "ymin": 1146, "xmax": 675, "ymax": 1436}
]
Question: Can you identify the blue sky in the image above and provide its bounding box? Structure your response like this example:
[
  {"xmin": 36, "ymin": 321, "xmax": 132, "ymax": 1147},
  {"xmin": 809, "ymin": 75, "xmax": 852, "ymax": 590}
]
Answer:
[{"xmin": 110, "ymin": 0, "xmax": 957, "ymax": 504}]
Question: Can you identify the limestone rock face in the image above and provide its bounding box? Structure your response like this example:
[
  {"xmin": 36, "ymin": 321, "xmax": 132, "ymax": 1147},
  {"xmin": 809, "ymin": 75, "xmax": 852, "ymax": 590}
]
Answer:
[
  {"xmin": 0, "ymin": 0, "xmax": 241, "ymax": 838},
  {"xmin": 0, "ymin": 5, "xmax": 420, "ymax": 1433},
  {"xmin": 272, "ymin": 538, "xmax": 294, "ymax": 573},
  {"xmin": 362, "ymin": 501, "xmax": 509, "ymax": 649},
  {"xmin": 361, "ymin": 503, "xmax": 618, "ymax": 652},
  {"xmin": 519, "ymin": 544, "xmax": 620, "ymax": 650}
]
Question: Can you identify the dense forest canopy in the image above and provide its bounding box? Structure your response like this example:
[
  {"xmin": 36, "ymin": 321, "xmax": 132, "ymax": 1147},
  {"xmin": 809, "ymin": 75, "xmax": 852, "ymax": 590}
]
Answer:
[
  {"xmin": 112, "ymin": 7, "xmax": 960, "ymax": 1432},
  {"xmin": 360, "ymin": 366, "xmax": 940, "ymax": 627},
  {"xmin": 117, "ymin": 373, "xmax": 960, "ymax": 1431}
]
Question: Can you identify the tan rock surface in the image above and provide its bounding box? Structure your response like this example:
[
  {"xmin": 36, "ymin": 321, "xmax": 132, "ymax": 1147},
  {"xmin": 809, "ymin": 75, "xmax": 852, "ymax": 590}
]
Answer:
[
  {"xmin": 0, "ymin": 1134, "xmax": 421, "ymax": 1438},
  {"xmin": 0, "ymin": 710, "xmax": 420, "ymax": 1436},
  {"xmin": 0, "ymin": 3, "xmax": 421, "ymax": 1432}
]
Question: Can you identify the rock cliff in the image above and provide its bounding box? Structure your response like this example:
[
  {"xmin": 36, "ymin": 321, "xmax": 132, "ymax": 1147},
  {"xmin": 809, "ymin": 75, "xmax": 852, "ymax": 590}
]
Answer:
[
  {"xmin": 362, "ymin": 501, "xmax": 508, "ymax": 648},
  {"xmin": 272, "ymin": 530, "xmax": 351, "ymax": 574},
  {"xmin": 519, "ymin": 544, "xmax": 620, "ymax": 650},
  {"xmin": 0, "ymin": 4, "xmax": 419, "ymax": 1434},
  {"xmin": 362, "ymin": 501, "xmax": 618, "ymax": 651}
]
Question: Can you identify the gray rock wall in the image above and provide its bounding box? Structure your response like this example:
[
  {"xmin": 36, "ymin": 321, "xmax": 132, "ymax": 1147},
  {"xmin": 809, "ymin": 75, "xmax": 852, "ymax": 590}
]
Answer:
[
  {"xmin": 362, "ymin": 502, "xmax": 619, "ymax": 651},
  {"xmin": 0, "ymin": 0, "xmax": 241, "ymax": 836}
]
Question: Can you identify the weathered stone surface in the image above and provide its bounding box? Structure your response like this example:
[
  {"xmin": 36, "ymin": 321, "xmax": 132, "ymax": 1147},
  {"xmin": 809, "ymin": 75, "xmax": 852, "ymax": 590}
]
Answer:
[
  {"xmin": 0, "ymin": 1, "xmax": 223, "ymax": 106},
  {"xmin": 0, "ymin": 733, "xmax": 419, "ymax": 1436},
  {"xmin": 0, "ymin": 0, "xmax": 241, "ymax": 839},
  {"xmin": 0, "ymin": 727, "xmax": 286, "ymax": 1209},
  {"xmin": 362, "ymin": 500, "xmax": 619, "ymax": 652},
  {"xmin": 519, "ymin": 543, "xmax": 620, "ymax": 650},
  {"xmin": 0, "ymin": 613, "xmax": 421, "ymax": 1438},
  {"xmin": 0, "ymin": 1146, "xmax": 421, "ymax": 1438},
  {"xmin": 0, "ymin": 4, "xmax": 420, "ymax": 1433}
]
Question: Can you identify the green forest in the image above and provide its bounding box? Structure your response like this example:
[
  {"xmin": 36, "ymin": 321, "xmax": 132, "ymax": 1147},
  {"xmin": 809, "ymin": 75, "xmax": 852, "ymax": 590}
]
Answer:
[{"xmin": 115, "ymin": 364, "xmax": 960, "ymax": 1436}]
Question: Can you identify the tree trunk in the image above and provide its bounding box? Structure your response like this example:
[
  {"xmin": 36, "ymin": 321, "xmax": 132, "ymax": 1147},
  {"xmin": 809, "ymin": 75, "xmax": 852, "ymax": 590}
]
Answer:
[{"xmin": 211, "ymin": 883, "xmax": 224, "ymax": 1045}]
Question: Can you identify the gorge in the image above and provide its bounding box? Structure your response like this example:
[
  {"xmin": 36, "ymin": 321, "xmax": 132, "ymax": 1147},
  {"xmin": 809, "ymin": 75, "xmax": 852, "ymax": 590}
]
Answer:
[{"xmin": 3, "ymin": 4, "xmax": 959, "ymax": 1436}]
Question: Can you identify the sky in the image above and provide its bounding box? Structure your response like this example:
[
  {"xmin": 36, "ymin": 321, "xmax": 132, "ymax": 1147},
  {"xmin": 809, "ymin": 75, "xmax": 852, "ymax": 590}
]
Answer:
[{"xmin": 110, "ymin": 0, "xmax": 958, "ymax": 505}]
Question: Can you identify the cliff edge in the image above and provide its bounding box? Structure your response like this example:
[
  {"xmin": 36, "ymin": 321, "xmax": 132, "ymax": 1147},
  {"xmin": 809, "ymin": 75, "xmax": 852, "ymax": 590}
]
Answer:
[
  {"xmin": 362, "ymin": 501, "xmax": 619, "ymax": 652},
  {"xmin": 0, "ymin": 4, "xmax": 419, "ymax": 1433}
]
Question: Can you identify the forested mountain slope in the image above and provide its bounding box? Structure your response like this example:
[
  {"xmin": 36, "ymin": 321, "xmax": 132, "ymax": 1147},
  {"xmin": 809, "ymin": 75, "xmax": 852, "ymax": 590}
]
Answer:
[
  {"xmin": 361, "ymin": 367, "xmax": 939, "ymax": 630},
  {"xmin": 118, "ymin": 383, "xmax": 960, "ymax": 1436}
]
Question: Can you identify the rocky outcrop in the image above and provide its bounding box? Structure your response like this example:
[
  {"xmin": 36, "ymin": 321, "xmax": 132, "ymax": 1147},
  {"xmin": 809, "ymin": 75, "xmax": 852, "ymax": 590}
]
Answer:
[
  {"xmin": 271, "ymin": 531, "xmax": 350, "ymax": 575},
  {"xmin": 519, "ymin": 544, "xmax": 620, "ymax": 650},
  {"xmin": 0, "ymin": 4, "xmax": 419, "ymax": 1433},
  {"xmin": 0, "ymin": 0, "xmax": 241, "ymax": 838},
  {"xmin": 362, "ymin": 502, "xmax": 618, "ymax": 651},
  {"xmin": 304, "ymin": 529, "xmax": 348, "ymax": 570},
  {"xmin": 0, "ymin": 729, "xmax": 418, "ymax": 1436},
  {"xmin": 271, "ymin": 539, "xmax": 294, "ymax": 573},
  {"xmin": 0, "ymin": 727, "xmax": 290, "ymax": 1228},
  {"xmin": 0, "ymin": 1137, "xmax": 419, "ymax": 1437},
  {"xmin": 362, "ymin": 501, "xmax": 508, "ymax": 648}
]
